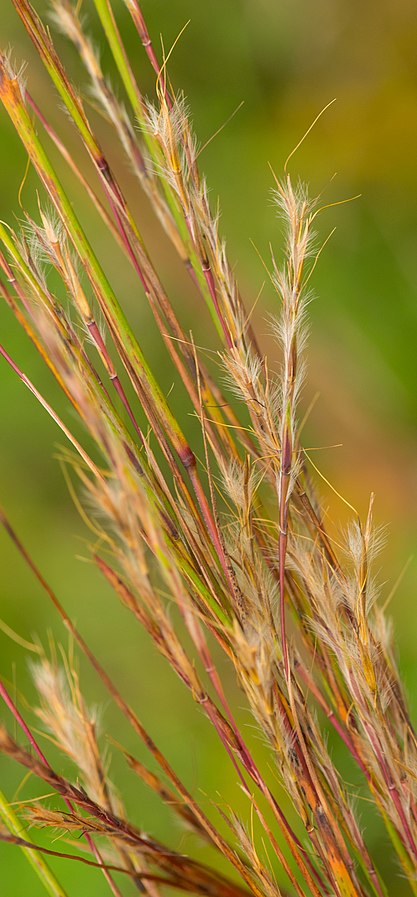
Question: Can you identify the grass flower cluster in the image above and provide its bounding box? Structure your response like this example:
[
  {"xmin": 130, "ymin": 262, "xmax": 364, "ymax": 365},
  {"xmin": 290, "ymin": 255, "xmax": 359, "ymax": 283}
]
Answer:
[{"xmin": 0, "ymin": 2, "xmax": 415, "ymax": 896}]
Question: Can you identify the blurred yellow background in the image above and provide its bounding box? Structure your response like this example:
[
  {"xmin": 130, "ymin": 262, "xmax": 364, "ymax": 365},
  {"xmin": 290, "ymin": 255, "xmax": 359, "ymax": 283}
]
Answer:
[{"xmin": 1, "ymin": 0, "xmax": 417, "ymax": 893}]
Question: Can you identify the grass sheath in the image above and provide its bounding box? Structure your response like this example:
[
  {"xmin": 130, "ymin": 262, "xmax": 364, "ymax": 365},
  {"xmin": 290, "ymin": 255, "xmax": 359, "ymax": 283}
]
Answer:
[{"xmin": 0, "ymin": 3, "xmax": 416, "ymax": 897}]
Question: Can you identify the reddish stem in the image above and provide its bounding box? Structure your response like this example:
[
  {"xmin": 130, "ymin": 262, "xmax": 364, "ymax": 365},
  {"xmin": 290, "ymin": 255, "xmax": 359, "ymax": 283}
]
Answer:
[{"xmin": 0, "ymin": 681, "xmax": 123, "ymax": 897}]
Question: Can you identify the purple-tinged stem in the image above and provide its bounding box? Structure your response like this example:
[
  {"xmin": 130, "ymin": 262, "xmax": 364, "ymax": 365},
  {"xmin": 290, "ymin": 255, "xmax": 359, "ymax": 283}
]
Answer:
[
  {"xmin": 87, "ymin": 319, "xmax": 145, "ymax": 444},
  {"xmin": 124, "ymin": 0, "xmax": 172, "ymax": 108},
  {"xmin": 0, "ymin": 510, "xmax": 267, "ymax": 897},
  {"xmin": 363, "ymin": 715, "xmax": 417, "ymax": 863},
  {"xmin": 26, "ymin": 93, "xmax": 127, "ymax": 254},
  {"xmin": 0, "ymin": 680, "xmax": 124, "ymax": 897},
  {"xmin": 298, "ymin": 663, "xmax": 370, "ymax": 778}
]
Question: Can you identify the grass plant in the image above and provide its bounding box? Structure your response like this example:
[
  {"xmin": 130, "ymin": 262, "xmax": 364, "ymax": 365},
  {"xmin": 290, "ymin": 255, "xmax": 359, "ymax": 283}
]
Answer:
[{"xmin": 0, "ymin": 2, "xmax": 416, "ymax": 896}]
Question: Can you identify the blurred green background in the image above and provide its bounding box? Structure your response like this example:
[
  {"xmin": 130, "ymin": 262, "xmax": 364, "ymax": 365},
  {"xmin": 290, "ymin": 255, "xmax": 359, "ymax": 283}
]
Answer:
[{"xmin": 1, "ymin": 0, "xmax": 417, "ymax": 893}]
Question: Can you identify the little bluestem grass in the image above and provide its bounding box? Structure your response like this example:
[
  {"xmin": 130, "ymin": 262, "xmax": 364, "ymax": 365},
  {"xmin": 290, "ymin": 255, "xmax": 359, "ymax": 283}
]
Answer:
[{"xmin": 0, "ymin": 3, "xmax": 416, "ymax": 897}]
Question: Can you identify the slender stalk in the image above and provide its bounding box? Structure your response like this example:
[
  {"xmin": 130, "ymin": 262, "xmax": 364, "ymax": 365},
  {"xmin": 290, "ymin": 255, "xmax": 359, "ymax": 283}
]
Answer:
[
  {"xmin": 0, "ymin": 682, "xmax": 124, "ymax": 897},
  {"xmin": 1, "ymin": 5, "xmax": 416, "ymax": 896},
  {"xmin": 0, "ymin": 790, "xmax": 69, "ymax": 897}
]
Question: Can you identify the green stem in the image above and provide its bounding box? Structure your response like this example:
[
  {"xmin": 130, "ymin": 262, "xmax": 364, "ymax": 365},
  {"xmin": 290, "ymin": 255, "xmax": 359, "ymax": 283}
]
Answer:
[
  {"xmin": 0, "ymin": 789, "xmax": 69, "ymax": 897},
  {"xmin": 92, "ymin": 0, "xmax": 224, "ymax": 336},
  {"xmin": 0, "ymin": 62, "xmax": 188, "ymax": 460}
]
